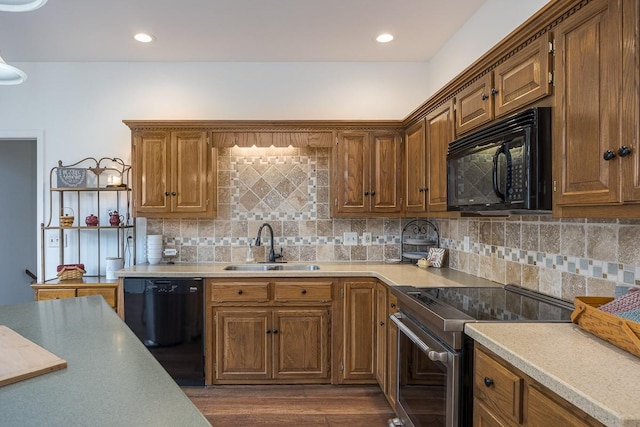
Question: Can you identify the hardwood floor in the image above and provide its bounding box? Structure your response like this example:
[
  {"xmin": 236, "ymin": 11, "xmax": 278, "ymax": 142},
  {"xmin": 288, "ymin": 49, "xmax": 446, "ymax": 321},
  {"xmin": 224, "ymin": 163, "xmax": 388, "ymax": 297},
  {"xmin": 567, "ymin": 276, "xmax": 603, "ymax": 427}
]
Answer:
[{"xmin": 183, "ymin": 385, "xmax": 395, "ymax": 426}]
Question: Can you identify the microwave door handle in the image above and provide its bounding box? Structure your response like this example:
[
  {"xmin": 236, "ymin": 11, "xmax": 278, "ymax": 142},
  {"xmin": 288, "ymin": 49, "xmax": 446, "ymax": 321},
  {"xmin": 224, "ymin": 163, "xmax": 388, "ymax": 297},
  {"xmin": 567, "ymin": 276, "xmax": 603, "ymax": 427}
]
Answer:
[{"xmin": 492, "ymin": 146, "xmax": 506, "ymax": 202}]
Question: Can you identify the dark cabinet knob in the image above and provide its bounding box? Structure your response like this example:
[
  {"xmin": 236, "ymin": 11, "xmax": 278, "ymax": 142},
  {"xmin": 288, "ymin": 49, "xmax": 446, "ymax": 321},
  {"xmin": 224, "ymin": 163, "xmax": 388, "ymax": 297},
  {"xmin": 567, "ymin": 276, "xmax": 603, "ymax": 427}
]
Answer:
[
  {"xmin": 603, "ymin": 150, "xmax": 616, "ymax": 161},
  {"xmin": 482, "ymin": 93, "xmax": 489, "ymax": 101},
  {"xmin": 380, "ymin": 321, "xmax": 385, "ymax": 326},
  {"xmin": 165, "ymin": 192, "xmax": 170, "ymax": 196},
  {"xmin": 390, "ymin": 303, "xmax": 396, "ymax": 308},
  {"xmin": 618, "ymin": 145, "xmax": 632, "ymax": 157},
  {"xmin": 266, "ymin": 329, "xmax": 271, "ymax": 334},
  {"xmin": 301, "ymin": 289, "xmax": 307, "ymax": 295},
  {"xmin": 171, "ymin": 191, "xmax": 177, "ymax": 196},
  {"xmin": 237, "ymin": 289, "xmax": 243, "ymax": 295},
  {"xmin": 273, "ymin": 329, "xmax": 278, "ymax": 334},
  {"xmin": 364, "ymin": 191, "xmax": 369, "ymax": 196},
  {"xmin": 491, "ymin": 88, "xmax": 499, "ymax": 95},
  {"xmin": 418, "ymin": 188, "xmax": 423, "ymax": 193},
  {"xmin": 484, "ymin": 377, "xmax": 494, "ymax": 387},
  {"xmin": 371, "ymin": 191, "xmax": 376, "ymax": 196}
]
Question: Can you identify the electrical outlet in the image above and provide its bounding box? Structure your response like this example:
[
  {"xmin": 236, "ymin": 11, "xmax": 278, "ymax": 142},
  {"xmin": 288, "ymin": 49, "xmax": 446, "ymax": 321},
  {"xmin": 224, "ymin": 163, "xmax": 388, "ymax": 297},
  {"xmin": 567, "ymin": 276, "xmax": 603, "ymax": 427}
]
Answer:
[
  {"xmin": 47, "ymin": 235, "xmax": 59, "ymax": 248},
  {"xmin": 362, "ymin": 232, "xmax": 372, "ymax": 246},
  {"xmin": 343, "ymin": 232, "xmax": 357, "ymax": 246}
]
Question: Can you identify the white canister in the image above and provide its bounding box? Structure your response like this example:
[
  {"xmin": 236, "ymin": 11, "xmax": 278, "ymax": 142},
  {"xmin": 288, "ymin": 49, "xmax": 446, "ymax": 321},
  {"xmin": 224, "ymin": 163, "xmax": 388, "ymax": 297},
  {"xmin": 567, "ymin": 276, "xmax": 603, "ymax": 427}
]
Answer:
[{"xmin": 105, "ymin": 257, "xmax": 124, "ymax": 280}]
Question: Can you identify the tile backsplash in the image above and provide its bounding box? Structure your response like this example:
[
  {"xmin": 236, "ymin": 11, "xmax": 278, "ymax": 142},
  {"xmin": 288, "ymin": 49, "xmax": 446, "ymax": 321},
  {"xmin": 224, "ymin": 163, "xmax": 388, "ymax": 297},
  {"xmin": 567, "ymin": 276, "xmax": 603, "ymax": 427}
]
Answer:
[{"xmin": 143, "ymin": 147, "xmax": 640, "ymax": 301}]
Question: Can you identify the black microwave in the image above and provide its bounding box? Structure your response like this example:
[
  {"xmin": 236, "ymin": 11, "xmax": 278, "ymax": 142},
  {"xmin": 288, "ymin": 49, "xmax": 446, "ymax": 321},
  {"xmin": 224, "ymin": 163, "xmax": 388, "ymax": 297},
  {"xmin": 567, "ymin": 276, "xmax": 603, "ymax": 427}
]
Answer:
[{"xmin": 446, "ymin": 107, "xmax": 552, "ymax": 214}]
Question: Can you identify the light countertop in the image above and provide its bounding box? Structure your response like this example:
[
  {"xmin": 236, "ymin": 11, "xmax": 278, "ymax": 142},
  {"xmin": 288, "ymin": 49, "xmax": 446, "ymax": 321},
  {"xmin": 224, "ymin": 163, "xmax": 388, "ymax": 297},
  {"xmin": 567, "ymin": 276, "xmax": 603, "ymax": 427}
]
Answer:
[
  {"xmin": 466, "ymin": 322, "xmax": 640, "ymax": 427},
  {"xmin": 116, "ymin": 262, "xmax": 500, "ymax": 289},
  {"xmin": 0, "ymin": 296, "xmax": 210, "ymax": 427}
]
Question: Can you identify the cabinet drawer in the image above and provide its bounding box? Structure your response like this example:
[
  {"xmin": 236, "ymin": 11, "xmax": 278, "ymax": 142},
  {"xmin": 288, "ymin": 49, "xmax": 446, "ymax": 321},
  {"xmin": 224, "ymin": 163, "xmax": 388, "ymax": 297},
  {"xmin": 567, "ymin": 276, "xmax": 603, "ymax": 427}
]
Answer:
[
  {"xmin": 211, "ymin": 282, "xmax": 269, "ymax": 302},
  {"xmin": 77, "ymin": 288, "xmax": 117, "ymax": 308},
  {"xmin": 475, "ymin": 347, "xmax": 523, "ymax": 424},
  {"xmin": 37, "ymin": 288, "xmax": 77, "ymax": 301},
  {"xmin": 273, "ymin": 282, "xmax": 332, "ymax": 302}
]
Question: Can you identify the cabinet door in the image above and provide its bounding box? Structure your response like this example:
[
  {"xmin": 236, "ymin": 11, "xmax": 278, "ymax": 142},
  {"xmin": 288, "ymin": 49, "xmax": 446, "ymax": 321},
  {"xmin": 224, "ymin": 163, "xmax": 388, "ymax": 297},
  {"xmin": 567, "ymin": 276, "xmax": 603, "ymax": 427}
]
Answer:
[
  {"xmin": 272, "ymin": 309, "xmax": 330, "ymax": 380},
  {"xmin": 473, "ymin": 398, "xmax": 511, "ymax": 427},
  {"xmin": 621, "ymin": 0, "xmax": 640, "ymax": 203},
  {"xmin": 375, "ymin": 282, "xmax": 388, "ymax": 393},
  {"xmin": 370, "ymin": 132, "xmax": 402, "ymax": 214},
  {"xmin": 214, "ymin": 309, "xmax": 270, "ymax": 381},
  {"xmin": 334, "ymin": 132, "xmax": 369, "ymax": 215},
  {"xmin": 526, "ymin": 384, "xmax": 603, "ymax": 427},
  {"xmin": 553, "ymin": 0, "xmax": 622, "ymax": 206},
  {"xmin": 133, "ymin": 131, "xmax": 171, "ymax": 214},
  {"xmin": 493, "ymin": 34, "xmax": 552, "ymax": 118},
  {"xmin": 171, "ymin": 131, "xmax": 212, "ymax": 214},
  {"xmin": 456, "ymin": 73, "xmax": 494, "ymax": 135},
  {"xmin": 426, "ymin": 100, "xmax": 455, "ymax": 212},
  {"xmin": 342, "ymin": 280, "xmax": 376, "ymax": 382},
  {"xmin": 404, "ymin": 120, "xmax": 427, "ymax": 213}
]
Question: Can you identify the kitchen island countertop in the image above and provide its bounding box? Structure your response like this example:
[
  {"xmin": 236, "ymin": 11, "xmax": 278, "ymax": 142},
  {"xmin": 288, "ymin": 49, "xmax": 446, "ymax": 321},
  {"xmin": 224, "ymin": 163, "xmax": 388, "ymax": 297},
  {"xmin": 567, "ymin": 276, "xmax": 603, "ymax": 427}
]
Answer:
[
  {"xmin": 116, "ymin": 262, "xmax": 500, "ymax": 289},
  {"xmin": 0, "ymin": 296, "xmax": 210, "ymax": 427},
  {"xmin": 466, "ymin": 322, "xmax": 640, "ymax": 427}
]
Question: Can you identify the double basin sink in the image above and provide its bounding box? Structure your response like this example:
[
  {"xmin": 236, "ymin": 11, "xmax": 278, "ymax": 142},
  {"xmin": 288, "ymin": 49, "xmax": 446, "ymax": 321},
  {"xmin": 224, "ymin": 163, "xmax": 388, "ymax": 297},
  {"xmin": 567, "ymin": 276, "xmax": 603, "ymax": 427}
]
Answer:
[{"xmin": 224, "ymin": 264, "xmax": 320, "ymax": 271}]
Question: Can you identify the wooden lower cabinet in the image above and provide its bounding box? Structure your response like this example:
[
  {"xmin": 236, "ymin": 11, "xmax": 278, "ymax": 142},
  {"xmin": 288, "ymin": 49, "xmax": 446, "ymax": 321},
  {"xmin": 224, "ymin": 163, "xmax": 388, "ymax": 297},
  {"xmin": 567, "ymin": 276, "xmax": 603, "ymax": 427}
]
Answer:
[
  {"xmin": 386, "ymin": 292, "xmax": 399, "ymax": 408},
  {"xmin": 375, "ymin": 282, "xmax": 388, "ymax": 392},
  {"xmin": 213, "ymin": 308, "xmax": 330, "ymax": 382},
  {"xmin": 474, "ymin": 345, "xmax": 604, "ymax": 427},
  {"xmin": 207, "ymin": 278, "xmax": 333, "ymax": 385},
  {"xmin": 341, "ymin": 279, "xmax": 377, "ymax": 383},
  {"xmin": 32, "ymin": 283, "xmax": 118, "ymax": 310}
]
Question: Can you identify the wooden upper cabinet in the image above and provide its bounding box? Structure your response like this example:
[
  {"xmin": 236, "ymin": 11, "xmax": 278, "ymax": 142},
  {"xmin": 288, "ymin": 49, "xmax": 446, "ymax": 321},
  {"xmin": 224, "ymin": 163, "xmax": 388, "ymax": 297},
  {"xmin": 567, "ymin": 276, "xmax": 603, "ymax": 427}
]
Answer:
[
  {"xmin": 553, "ymin": 0, "xmax": 623, "ymax": 207},
  {"xmin": 133, "ymin": 130, "xmax": 216, "ymax": 218},
  {"xmin": 493, "ymin": 34, "xmax": 552, "ymax": 118},
  {"xmin": 425, "ymin": 100, "xmax": 455, "ymax": 212},
  {"xmin": 404, "ymin": 120, "xmax": 427, "ymax": 213},
  {"xmin": 456, "ymin": 33, "xmax": 552, "ymax": 135},
  {"xmin": 456, "ymin": 73, "xmax": 494, "ymax": 135},
  {"xmin": 333, "ymin": 131, "xmax": 402, "ymax": 216},
  {"xmin": 133, "ymin": 131, "xmax": 170, "ymax": 213},
  {"xmin": 370, "ymin": 132, "xmax": 402, "ymax": 214}
]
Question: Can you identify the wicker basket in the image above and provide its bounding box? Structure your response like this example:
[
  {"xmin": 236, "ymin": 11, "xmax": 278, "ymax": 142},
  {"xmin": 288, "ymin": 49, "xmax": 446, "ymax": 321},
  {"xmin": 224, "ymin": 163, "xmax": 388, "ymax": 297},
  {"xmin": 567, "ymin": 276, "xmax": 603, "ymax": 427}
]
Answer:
[
  {"xmin": 56, "ymin": 264, "xmax": 85, "ymax": 281},
  {"xmin": 60, "ymin": 207, "xmax": 74, "ymax": 227},
  {"xmin": 571, "ymin": 296, "xmax": 640, "ymax": 358}
]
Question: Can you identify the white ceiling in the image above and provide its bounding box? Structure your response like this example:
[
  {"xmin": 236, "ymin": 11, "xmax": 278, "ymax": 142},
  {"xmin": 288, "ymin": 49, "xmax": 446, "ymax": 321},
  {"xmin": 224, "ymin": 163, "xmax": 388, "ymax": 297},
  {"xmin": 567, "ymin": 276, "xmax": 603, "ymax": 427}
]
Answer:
[{"xmin": 0, "ymin": 0, "xmax": 488, "ymax": 62}]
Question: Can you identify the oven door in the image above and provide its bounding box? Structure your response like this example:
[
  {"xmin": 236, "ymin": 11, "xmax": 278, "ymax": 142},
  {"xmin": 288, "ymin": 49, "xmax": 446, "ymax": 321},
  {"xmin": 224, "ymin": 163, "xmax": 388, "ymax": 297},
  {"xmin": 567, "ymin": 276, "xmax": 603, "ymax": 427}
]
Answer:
[{"xmin": 390, "ymin": 312, "xmax": 460, "ymax": 427}]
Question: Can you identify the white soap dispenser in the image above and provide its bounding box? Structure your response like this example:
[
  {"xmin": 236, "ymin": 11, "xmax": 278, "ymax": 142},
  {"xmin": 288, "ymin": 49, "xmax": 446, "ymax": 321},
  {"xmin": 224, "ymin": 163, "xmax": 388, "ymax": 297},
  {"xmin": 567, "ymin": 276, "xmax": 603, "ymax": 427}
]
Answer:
[{"xmin": 245, "ymin": 243, "xmax": 255, "ymax": 263}]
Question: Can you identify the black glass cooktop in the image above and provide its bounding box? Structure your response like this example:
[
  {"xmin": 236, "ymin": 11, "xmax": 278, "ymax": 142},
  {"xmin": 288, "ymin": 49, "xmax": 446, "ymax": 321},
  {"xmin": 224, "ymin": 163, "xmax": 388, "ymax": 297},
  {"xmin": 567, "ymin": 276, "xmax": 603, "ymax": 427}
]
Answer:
[{"xmin": 409, "ymin": 284, "xmax": 574, "ymax": 322}]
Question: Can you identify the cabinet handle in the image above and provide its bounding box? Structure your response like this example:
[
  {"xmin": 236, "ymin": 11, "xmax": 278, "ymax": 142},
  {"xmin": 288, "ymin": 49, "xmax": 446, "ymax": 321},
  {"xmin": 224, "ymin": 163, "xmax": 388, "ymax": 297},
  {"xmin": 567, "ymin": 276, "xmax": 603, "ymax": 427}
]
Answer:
[
  {"xmin": 603, "ymin": 150, "xmax": 616, "ymax": 161},
  {"xmin": 484, "ymin": 377, "xmax": 494, "ymax": 387},
  {"xmin": 266, "ymin": 329, "xmax": 271, "ymax": 334},
  {"xmin": 491, "ymin": 88, "xmax": 499, "ymax": 96},
  {"xmin": 618, "ymin": 145, "xmax": 632, "ymax": 157},
  {"xmin": 301, "ymin": 289, "xmax": 307, "ymax": 295},
  {"xmin": 171, "ymin": 191, "xmax": 177, "ymax": 196},
  {"xmin": 165, "ymin": 192, "xmax": 170, "ymax": 196},
  {"xmin": 273, "ymin": 329, "xmax": 278, "ymax": 334},
  {"xmin": 371, "ymin": 191, "xmax": 376, "ymax": 196},
  {"xmin": 481, "ymin": 93, "xmax": 489, "ymax": 101},
  {"xmin": 380, "ymin": 321, "xmax": 385, "ymax": 326},
  {"xmin": 237, "ymin": 289, "xmax": 243, "ymax": 295},
  {"xmin": 390, "ymin": 303, "xmax": 396, "ymax": 308},
  {"xmin": 364, "ymin": 191, "xmax": 369, "ymax": 196}
]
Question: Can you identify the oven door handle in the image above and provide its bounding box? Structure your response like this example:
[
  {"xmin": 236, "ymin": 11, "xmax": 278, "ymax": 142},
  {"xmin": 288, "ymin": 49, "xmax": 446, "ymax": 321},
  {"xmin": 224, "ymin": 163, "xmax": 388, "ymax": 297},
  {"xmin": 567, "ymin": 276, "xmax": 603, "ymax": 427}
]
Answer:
[{"xmin": 390, "ymin": 313, "xmax": 449, "ymax": 363}]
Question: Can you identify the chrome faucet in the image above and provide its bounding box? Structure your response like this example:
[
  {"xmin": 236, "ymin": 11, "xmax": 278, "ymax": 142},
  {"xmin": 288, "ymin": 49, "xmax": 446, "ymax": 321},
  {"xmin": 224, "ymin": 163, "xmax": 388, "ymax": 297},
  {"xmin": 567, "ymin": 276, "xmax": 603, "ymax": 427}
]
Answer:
[{"xmin": 255, "ymin": 223, "xmax": 283, "ymax": 263}]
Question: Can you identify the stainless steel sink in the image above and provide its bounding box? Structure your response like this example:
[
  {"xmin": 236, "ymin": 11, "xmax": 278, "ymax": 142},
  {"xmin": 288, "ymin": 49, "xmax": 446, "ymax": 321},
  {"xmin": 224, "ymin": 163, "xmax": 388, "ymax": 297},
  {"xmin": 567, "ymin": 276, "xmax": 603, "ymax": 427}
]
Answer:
[{"xmin": 223, "ymin": 264, "xmax": 320, "ymax": 271}]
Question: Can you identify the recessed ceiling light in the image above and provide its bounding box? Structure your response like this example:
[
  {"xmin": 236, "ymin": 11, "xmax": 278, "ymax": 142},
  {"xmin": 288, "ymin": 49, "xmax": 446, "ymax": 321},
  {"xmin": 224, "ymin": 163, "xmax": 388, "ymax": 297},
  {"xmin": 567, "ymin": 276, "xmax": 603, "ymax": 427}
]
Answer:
[
  {"xmin": 376, "ymin": 33, "xmax": 394, "ymax": 43},
  {"xmin": 0, "ymin": 55, "xmax": 27, "ymax": 85},
  {"xmin": 0, "ymin": 0, "xmax": 47, "ymax": 12},
  {"xmin": 134, "ymin": 33, "xmax": 155, "ymax": 43}
]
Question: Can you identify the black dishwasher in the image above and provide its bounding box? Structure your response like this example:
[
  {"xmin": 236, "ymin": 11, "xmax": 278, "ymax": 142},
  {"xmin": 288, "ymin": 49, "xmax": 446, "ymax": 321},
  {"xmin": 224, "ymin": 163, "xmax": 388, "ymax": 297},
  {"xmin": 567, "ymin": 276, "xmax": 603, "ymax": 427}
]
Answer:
[{"xmin": 124, "ymin": 278, "xmax": 204, "ymax": 386}]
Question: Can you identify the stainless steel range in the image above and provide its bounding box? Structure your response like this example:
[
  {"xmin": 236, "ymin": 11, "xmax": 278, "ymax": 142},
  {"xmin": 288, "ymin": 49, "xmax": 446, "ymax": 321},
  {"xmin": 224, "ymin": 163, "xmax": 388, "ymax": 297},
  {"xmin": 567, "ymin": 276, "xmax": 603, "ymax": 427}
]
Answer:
[{"xmin": 388, "ymin": 284, "xmax": 574, "ymax": 427}]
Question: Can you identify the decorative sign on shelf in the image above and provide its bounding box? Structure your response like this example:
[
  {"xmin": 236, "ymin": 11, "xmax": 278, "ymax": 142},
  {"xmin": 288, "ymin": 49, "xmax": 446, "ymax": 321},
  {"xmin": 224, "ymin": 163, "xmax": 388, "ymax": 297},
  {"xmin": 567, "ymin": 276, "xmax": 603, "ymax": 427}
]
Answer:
[{"xmin": 56, "ymin": 168, "xmax": 87, "ymax": 188}]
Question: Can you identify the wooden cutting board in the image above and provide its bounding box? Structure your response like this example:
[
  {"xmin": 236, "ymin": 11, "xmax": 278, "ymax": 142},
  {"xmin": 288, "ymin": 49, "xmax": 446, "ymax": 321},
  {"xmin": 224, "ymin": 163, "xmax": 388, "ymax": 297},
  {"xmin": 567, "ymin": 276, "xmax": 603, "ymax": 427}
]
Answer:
[{"xmin": 0, "ymin": 325, "xmax": 67, "ymax": 387}]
